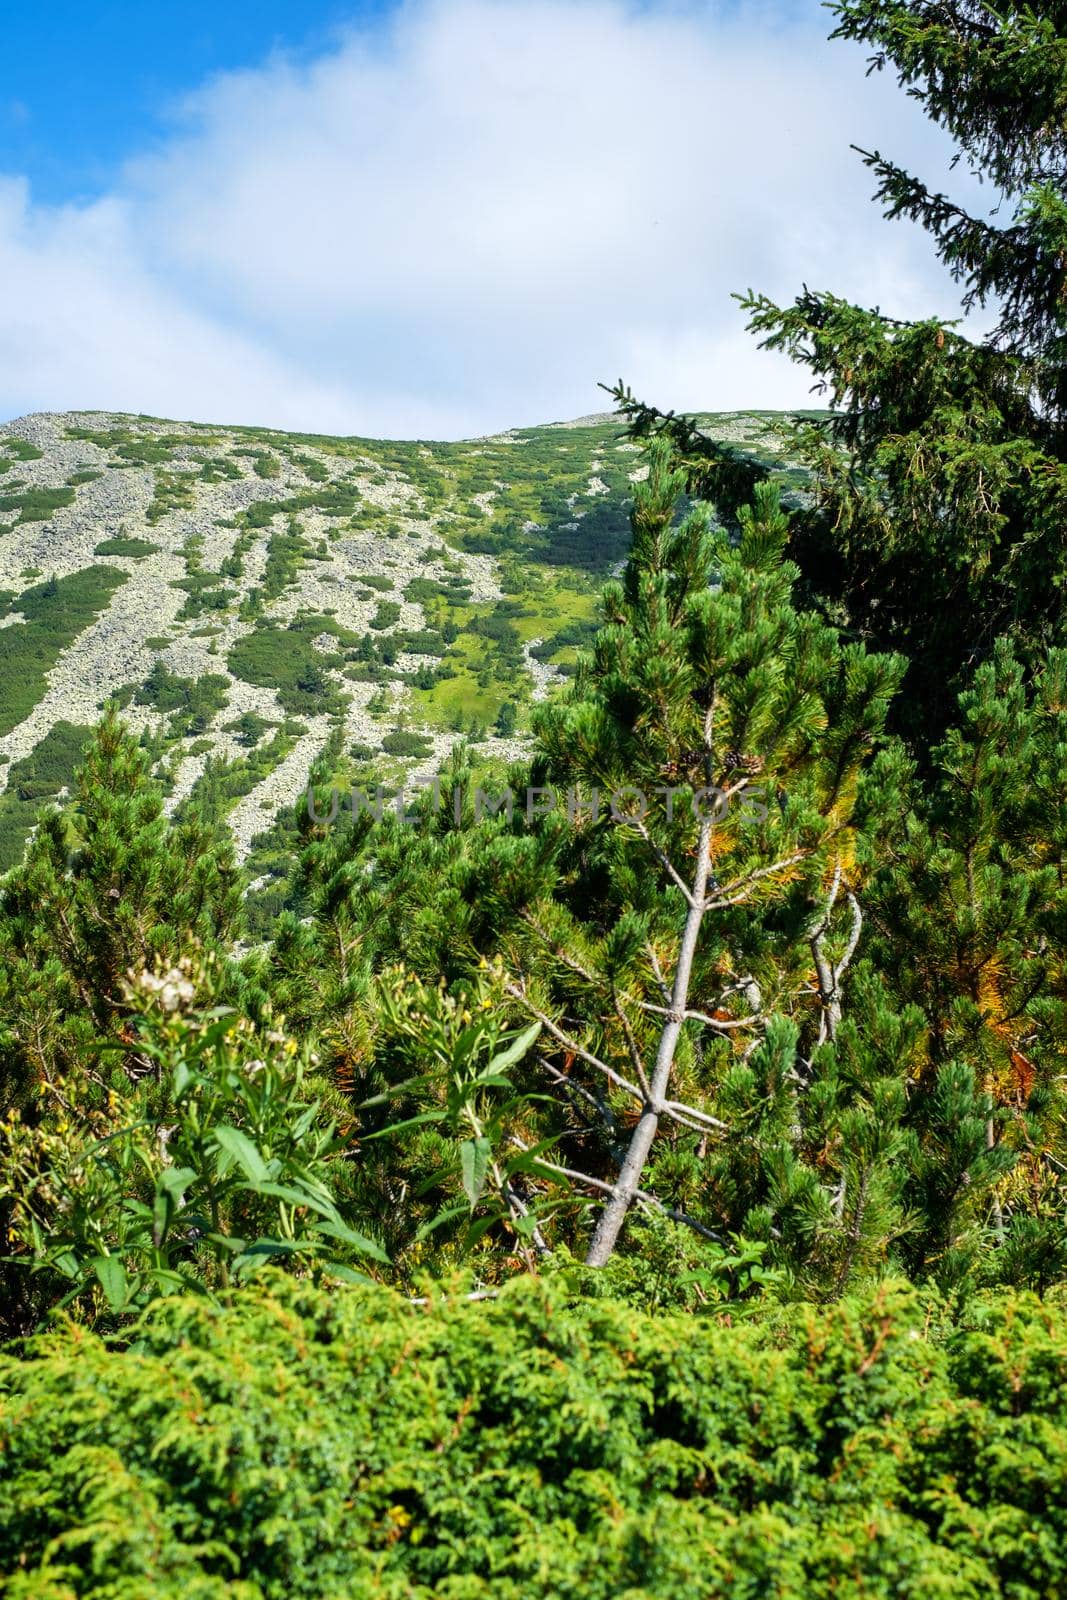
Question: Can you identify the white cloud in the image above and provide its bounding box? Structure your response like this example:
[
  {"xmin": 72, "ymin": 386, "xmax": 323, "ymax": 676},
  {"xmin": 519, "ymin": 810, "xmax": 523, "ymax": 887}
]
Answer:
[{"xmin": 0, "ymin": 0, "xmax": 985, "ymax": 437}]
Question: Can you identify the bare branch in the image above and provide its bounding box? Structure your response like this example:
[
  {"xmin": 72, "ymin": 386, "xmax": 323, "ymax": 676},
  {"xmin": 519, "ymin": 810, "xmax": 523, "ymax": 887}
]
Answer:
[
  {"xmin": 836, "ymin": 890, "xmax": 864, "ymax": 983},
  {"xmin": 638, "ymin": 1001, "xmax": 754, "ymax": 1031},
  {"xmin": 611, "ymin": 983, "xmax": 654, "ymax": 1101},
  {"xmin": 661, "ymin": 1099, "xmax": 728, "ymax": 1131},
  {"xmin": 505, "ymin": 982, "xmax": 644, "ymax": 1102},
  {"xmin": 644, "ymin": 940, "xmax": 672, "ymax": 1006},
  {"xmin": 510, "ymin": 1139, "xmax": 726, "ymax": 1245},
  {"xmin": 810, "ymin": 871, "xmax": 863, "ymax": 1046},
  {"xmin": 535, "ymin": 1054, "xmax": 615, "ymax": 1125},
  {"xmin": 518, "ymin": 911, "xmax": 605, "ymax": 990},
  {"xmin": 625, "ymin": 816, "xmax": 699, "ymax": 907}
]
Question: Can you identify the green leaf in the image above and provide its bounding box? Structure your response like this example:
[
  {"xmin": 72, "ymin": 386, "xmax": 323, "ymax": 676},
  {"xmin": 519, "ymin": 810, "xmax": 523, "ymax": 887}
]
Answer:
[
  {"xmin": 232, "ymin": 1238, "xmax": 301, "ymax": 1278},
  {"xmin": 487, "ymin": 1021, "xmax": 541, "ymax": 1077},
  {"xmin": 152, "ymin": 1188, "xmax": 172, "ymax": 1245},
  {"xmin": 159, "ymin": 1165, "xmax": 197, "ymax": 1195},
  {"xmin": 51, "ymin": 1249, "xmax": 79, "ymax": 1281},
  {"xmin": 365, "ymin": 1109, "xmax": 445, "ymax": 1140},
  {"xmin": 315, "ymin": 1219, "xmax": 390, "ymax": 1263},
  {"xmin": 460, "ymin": 1211, "xmax": 501, "ymax": 1252},
  {"xmin": 416, "ymin": 1201, "xmax": 471, "ymax": 1240},
  {"xmin": 460, "ymin": 1137, "xmax": 491, "ymax": 1209},
  {"xmin": 250, "ymin": 1179, "xmax": 339, "ymax": 1218},
  {"xmin": 291, "ymin": 1104, "xmax": 319, "ymax": 1139},
  {"xmin": 213, "ymin": 1124, "xmax": 269, "ymax": 1184},
  {"xmin": 511, "ymin": 1212, "xmax": 544, "ymax": 1238},
  {"xmin": 93, "ymin": 1255, "xmax": 128, "ymax": 1314},
  {"xmin": 321, "ymin": 1262, "xmax": 377, "ymax": 1286}
]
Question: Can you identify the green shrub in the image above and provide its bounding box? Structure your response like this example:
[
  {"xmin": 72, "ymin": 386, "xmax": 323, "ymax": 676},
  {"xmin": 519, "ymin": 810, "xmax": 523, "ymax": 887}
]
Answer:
[
  {"xmin": 0, "ymin": 486, "xmax": 76, "ymax": 524},
  {"xmin": 398, "ymin": 628, "xmax": 446, "ymax": 656},
  {"xmin": 228, "ymin": 621, "xmax": 350, "ymax": 717},
  {"xmin": 0, "ymin": 568, "xmax": 126, "ymax": 737},
  {"xmin": 93, "ymin": 536, "xmax": 158, "ymax": 558},
  {"xmin": 224, "ymin": 711, "xmax": 274, "ymax": 749},
  {"xmin": 244, "ymin": 482, "xmax": 359, "ymax": 529},
  {"xmin": 135, "ymin": 663, "xmax": 229, "ymax": 738},
  {"xmin": 405, "ymin": 575, "xmax": 471, "ymax": 605},
  {"xmin": 198, "ymin": 456, "xmax": 243, "ymax": 483},
  {"xmin": 0, "ymin": 722, "xmax": 95, "ymax": 871},
  {"xmin": 1, "ymin": 1280, "xmax": 1066, "ymax": 1599},
  {"xmin": 2, "ymin": 439, "xmax": 44, "ymax": 462},
  {"xmin": 370, "ymin": 600, "xmax": 402, "ymax": 631},
  {"xmin": 381, "ymin": 729, "xmax": 433, "ymax": 758},
  {"xmin": 146, "ymin": 470, "xmax": 195, "ymax": 523}
]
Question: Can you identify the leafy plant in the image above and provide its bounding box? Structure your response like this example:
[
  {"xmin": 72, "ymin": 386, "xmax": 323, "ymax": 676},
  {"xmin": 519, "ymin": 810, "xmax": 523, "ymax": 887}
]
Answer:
[
  {"xmin": 367, "ymin": 965, "xmax": 556, "ymax": 1267},
  {"xmin": 0, "ymin": 972, "xmax": 385, "ymax": 1320}
]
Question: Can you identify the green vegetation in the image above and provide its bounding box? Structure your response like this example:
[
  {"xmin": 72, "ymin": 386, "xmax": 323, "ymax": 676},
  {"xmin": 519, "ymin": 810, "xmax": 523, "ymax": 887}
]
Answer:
[
  {"xmin": 244, "ymin": 480, "xmax": 361, "ymax": 528},
  {"xmin": 1, "ymin": 14, "xmax": 1065, "ymax": 1589},
  {"xmin": 2, "ymin": 439, "xmax": 44, "ymax": 462},
  {"xmin": 4, "ymin": 1277, "xmax": 1067, "ymax": 1600},
  {"xmin": 369, "ymin": 598, "xmax": 402, "ymax": 631},
  {"xmin": 381, "ymin": 728, "xmax": 434, "ymax": 758},
  {"xmin": 225, "ymin": 710, "xmax": 274, "ymax": 748},
  {"xmin": 228, "ymin": 617, "xmax": 354, "ymax": 716},
  {"xmin": 146, "ymin": 469, "xmax": 196, "ymax": 524},
  {"xmin": 0, "ymin": 721, "xmax": 93, "ymax": 871},
  {"xmin": 134, "ymin": 661, "xmax": 230, "ymax": 739},
  {"xmin": 247, "ymin": 515, "xmax": 313, "ymax": 610},
  {"xmin": 405, "ymin": 572, "xmax": 472, "ymax": 604},
  {"xmin": 0, "ymin": 567, "xmax": 126, "ymax": 736},
  {"xmin": 0, "ymin": 485, "xmax": 76, "ymax": 524},
  {"xmin": 170, "ymin": 533, "xmax": 235, "ymax": 620},
  {"xmin": 198, "ymin": 454, "xmax": 243, "ymax": 483},
  {"xmin": 173, "ymin": 727, "xmax": 299, "ymax": 829},
  {"xmin": 93, "ymin": 535, "xmax": 158, "ymax": 558},
  {"xmin": 65, "ymin": 426, "xmax": 187, "ymax": 465}
]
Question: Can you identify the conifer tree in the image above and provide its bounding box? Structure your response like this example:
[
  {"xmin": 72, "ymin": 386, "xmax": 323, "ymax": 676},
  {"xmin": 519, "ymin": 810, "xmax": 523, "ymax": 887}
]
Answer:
[
  {"xmin": 862, "ymin": 642, "xmax": 1067, "ymax": 1279},
  {"xmin": 483, "ymin": 443, "xmax": 905, "ymax": 1266},
  {"xmin": 608, "ymin": 0, "xmax": 1067, "ymax": 743},
  {"xmin": 0, "ymin": 713, "xmax": 242, "ymax": 1109}
]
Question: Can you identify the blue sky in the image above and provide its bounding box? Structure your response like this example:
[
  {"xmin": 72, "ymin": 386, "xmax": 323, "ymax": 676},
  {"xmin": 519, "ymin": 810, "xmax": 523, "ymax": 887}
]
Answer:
[
  {"xmin": 0, "ymin": 0, "xmax": 975, "ymax": 437},
  {"xmin": 1, "ymin": 1, "xmax": 392, "ymax": 202}
]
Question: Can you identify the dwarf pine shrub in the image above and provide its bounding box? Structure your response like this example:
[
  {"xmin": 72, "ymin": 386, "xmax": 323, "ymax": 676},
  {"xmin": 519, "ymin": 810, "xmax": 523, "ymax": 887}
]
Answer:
[{"xmin": 2, "ymin": 1277, "xmax": 1065, "ymax": 1599}]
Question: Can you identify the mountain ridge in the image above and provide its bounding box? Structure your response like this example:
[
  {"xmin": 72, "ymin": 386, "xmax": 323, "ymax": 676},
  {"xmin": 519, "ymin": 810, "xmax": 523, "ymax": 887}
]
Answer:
[{"xmin": 0, "ymin": 406, "xmax": 800, "ymax": 883}]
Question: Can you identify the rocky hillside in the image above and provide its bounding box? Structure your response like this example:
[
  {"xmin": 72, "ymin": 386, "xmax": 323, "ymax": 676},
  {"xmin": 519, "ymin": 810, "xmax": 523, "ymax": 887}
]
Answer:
[{"xmin": 0, "ymin": 407, "xmax": 800, "ymax": 896}]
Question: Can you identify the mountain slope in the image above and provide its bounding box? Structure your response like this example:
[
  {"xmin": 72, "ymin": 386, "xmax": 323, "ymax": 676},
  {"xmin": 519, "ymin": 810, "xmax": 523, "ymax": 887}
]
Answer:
[{"xmin": 0, "ymin": 408, "xmax": 800, "ymax": 879}]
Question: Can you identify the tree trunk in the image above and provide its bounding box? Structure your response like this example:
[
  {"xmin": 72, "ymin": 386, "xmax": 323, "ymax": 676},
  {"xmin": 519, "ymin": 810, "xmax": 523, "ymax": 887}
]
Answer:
[{"xmin": 585, "ymin": 816, "xmax": 714, "ymax": 1266}]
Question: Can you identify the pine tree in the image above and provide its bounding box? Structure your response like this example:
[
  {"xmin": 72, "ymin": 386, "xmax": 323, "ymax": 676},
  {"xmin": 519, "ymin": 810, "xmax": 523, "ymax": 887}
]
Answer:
[
  {"xmin": 607, "ymin": 0, "xmax": 1067, "ymax": 744},
  {"xmin": 862, "ymin": 643, "xmax": 1067, "ymax": 1279},
  {"xmin": 0, "ymin": 713, "xmax": 242, "ymax": 1109},
  {"xmin": 483, "ymin": 443, "xmax": 905, "ymax": 1266}
]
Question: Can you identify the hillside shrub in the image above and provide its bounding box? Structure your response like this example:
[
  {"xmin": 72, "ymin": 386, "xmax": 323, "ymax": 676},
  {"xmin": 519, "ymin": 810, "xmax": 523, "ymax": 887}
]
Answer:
[
  {"xmin": 370, "ymin": 600, "xmax": 402, "ymax": 631},
  {"xmin": 93, "ymin": 536, "xmax": 158, "ymax": 558},
  {"xmin": 0, "ymin": 485, "xmax": 76, "ymax": 524},
  {"xmin": 0, "ymin": 567, "xmax": 126, "ymax": 736},
  {"xmin": 381, "ymin": 729, "xmax": 433, "ymax": 758},
  {"xmin": 1, "ymin": 1278, "xmax": 1065, "ymax": 1599}
]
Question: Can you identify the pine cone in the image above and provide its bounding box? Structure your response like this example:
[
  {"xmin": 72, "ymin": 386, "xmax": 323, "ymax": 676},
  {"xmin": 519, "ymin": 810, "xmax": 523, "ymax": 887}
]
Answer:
[{"xmin": 722, "ymin": 750, "xmax": 765, "ymax": 775}]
